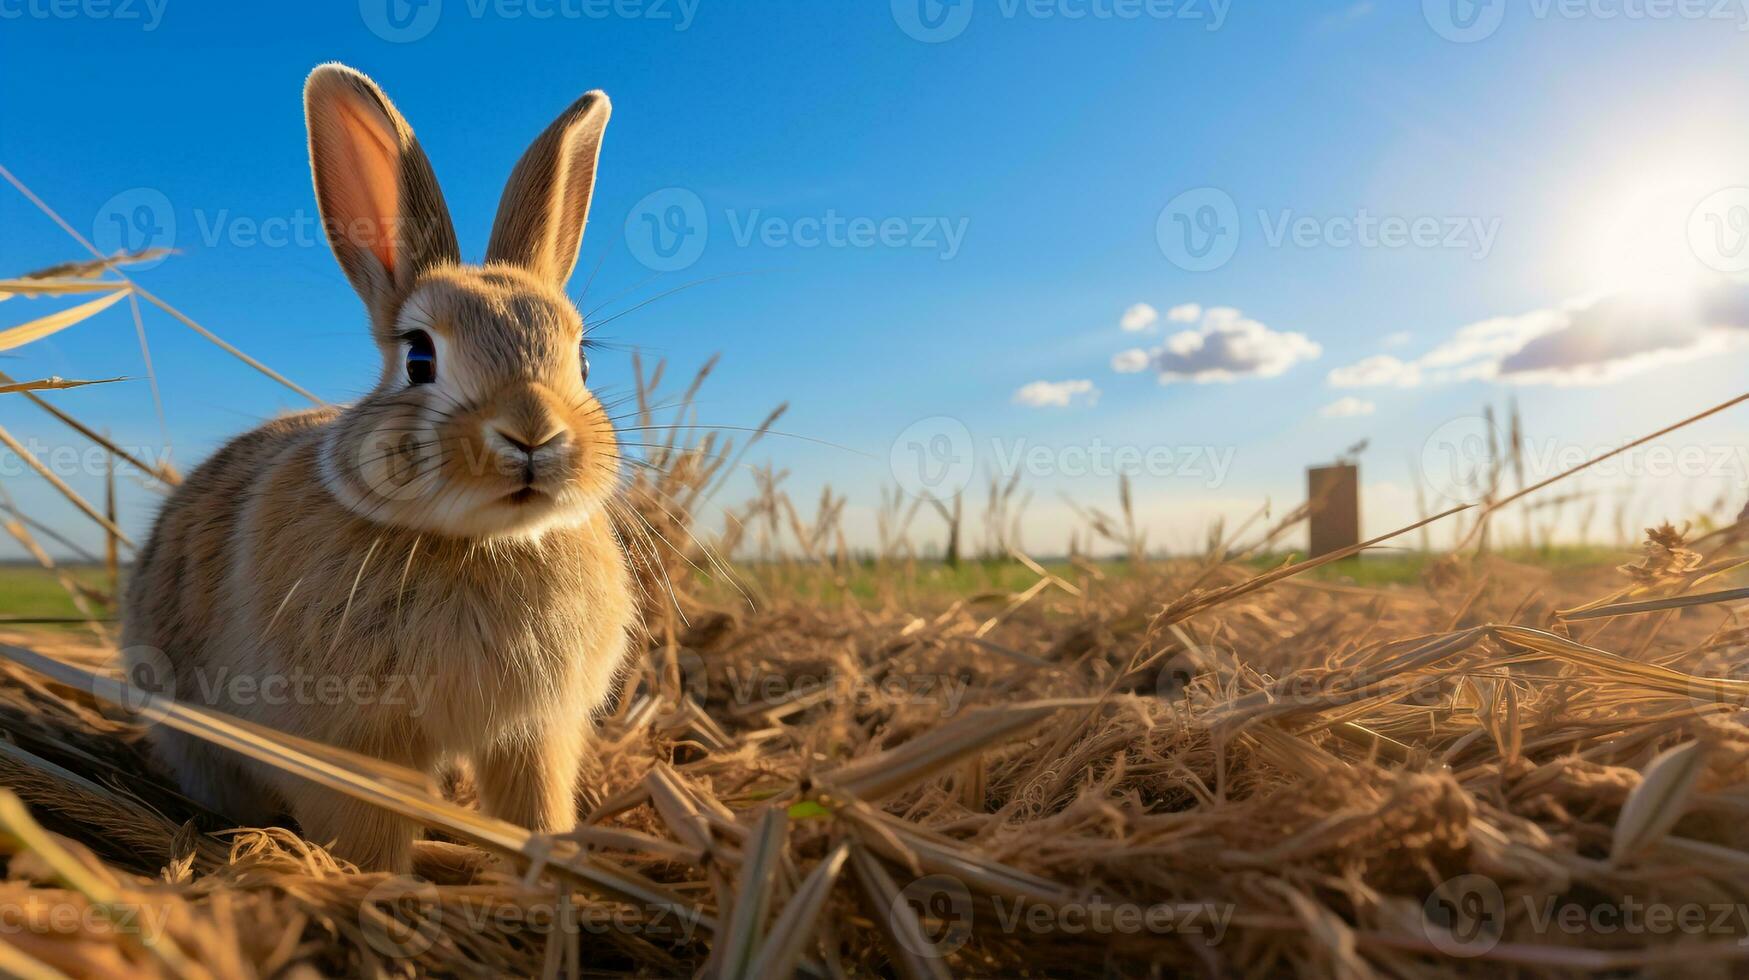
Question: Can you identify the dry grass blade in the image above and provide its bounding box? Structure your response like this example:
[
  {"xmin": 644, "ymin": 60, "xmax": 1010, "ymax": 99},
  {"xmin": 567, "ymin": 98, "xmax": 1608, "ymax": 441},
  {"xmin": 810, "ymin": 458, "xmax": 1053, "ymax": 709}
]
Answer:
[
  {"xmin": 0, "ymin": 369, "xmax": 179, "ymax": 486},
  {"xmin": 0, "ymin": 940, "xmax": 74, "ymax": 980},
  {"xmin": 1611, "ymin": 740, "xmax": 1708, "ymax": 864},
  {"xmin": 0, "ymin": 278, "xmax": 133, "ymax": 300},
  {"xmin": 817, "ymin": 703, "xmax": 1065, "ymax": 801},
  {"xmin": 0, "ymin": 376, "xmax": 125, "ymax": 395},
  {"xmin": 1558, "ymin": 586, "xmax": 1749, "ymax": 622},
  {"xmin": 0, "ymin": 165, "xmax": 320, "ymax": 404},
  {"xmin": 847, "ymin": 844, "xmax": 953, "ymax": 980},
  {"xmin": 1458, "ymin": 389, "xmax": 1749, "ymax": 548},
  {"xmin": 0, "ymin": 641, "xmax": 709, "ymax": 929},
  {"xmin": 1491, "ymin": 625, "xmax": 1749, "ymax": 701},
  {"xmin": 744, "ymin": 840, "xmax": 850, "ymax": 980},
  {"xmin": 12, "ymin": 247, "xmax": 173, "ymax": 285},
  {"xmin": 0, "ymin": 289, "xmax": 129, "ymax": 352},
  {"xmin": 0, "ymin": 422, "xmax": 136, "ymax": 548},
  {"xmin": 642, "ymin": 764, "xmax": 717, "ymax": 856},
  {"xmin": 0, "ymin": 789, "xmax": 199, "ymax": 978},
  {"xmin": 719, "ymin": 807, "xmax": 787, "ymax": 979},
  {"xmin": 1153, "ymin": 505, "xmax": 1469, "ymax": 628},
  {"xmin": 841, "ymin": 805, "xmax": 1078, "ymax": 907}
]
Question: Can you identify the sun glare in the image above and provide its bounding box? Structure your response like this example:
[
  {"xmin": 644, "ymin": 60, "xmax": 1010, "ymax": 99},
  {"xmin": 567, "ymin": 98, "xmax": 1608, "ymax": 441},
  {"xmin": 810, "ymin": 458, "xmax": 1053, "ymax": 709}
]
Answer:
[{"xmin": 1575, "ymin": 155, "xmax": 1732, "ymax": 304}]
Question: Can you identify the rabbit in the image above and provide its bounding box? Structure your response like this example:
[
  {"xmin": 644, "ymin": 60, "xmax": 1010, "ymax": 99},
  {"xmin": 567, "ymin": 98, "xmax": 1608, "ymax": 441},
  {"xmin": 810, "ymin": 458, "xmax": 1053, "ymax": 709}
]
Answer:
[{"xmin": 121, "ymin": 62, "xmax": 637, "ymax": 873}]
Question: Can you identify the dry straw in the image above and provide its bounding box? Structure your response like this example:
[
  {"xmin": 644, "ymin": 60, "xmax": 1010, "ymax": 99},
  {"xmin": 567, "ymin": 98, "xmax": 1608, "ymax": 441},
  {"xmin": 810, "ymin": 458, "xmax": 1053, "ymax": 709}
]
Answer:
[{"xmin": 6, "ymin": 225, "xmax": 1749, "ymax": 973}]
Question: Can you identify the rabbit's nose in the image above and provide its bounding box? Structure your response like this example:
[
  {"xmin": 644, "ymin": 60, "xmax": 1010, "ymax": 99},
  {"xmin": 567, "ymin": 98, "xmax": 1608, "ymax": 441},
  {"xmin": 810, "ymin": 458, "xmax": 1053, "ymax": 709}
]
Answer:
[{"xmin": 492, "ymin": 426, "xmax": 565, "ymax": 456}]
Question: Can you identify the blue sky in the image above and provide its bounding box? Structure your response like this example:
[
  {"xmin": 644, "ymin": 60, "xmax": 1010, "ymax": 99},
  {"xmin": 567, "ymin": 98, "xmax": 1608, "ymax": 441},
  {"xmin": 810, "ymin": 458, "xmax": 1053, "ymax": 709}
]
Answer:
[{"xmin": 5, "ymin": 1, "xmax": 1749, "ymax": 558}]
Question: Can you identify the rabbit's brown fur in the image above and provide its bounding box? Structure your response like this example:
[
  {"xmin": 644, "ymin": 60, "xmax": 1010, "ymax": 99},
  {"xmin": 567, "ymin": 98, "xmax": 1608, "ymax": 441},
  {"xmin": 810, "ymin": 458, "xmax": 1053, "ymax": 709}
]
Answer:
[{"xmin": 122, "ymin": 64, "xmax": 634, "ymax": 871}]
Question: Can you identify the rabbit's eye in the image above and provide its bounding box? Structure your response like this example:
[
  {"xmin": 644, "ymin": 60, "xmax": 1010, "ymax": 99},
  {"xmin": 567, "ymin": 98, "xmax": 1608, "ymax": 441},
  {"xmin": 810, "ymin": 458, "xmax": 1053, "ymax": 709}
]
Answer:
[
  {"xmin": 404, "ymin": 330, "xmax": 436, "ymax": 385},
  {"xmin": 579, "ymin": 343, "xmax": 590, "ymax": 384}
]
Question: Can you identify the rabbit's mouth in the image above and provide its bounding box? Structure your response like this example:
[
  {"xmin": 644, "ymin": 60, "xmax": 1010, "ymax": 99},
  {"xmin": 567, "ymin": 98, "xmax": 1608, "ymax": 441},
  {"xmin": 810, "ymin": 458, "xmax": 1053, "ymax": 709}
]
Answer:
[{"xmin": 503, "ymin": 487, "xmax": 547, "ymax": 506}]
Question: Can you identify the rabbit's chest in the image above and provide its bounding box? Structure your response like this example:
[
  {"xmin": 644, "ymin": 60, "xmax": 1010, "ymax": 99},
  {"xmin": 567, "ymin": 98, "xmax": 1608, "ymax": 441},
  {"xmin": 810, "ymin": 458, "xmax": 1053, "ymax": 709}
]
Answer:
[{"xmin": 234, "ymin": 525, "xmax": 632, "ymax": 751}]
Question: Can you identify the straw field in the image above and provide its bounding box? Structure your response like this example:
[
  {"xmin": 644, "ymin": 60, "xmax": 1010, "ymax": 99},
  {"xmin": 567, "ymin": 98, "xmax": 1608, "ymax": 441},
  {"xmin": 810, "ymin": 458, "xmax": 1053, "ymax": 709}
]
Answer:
[{"xmin": 6, "ymin": 237, "xmax": 1749, "ymax": 978}]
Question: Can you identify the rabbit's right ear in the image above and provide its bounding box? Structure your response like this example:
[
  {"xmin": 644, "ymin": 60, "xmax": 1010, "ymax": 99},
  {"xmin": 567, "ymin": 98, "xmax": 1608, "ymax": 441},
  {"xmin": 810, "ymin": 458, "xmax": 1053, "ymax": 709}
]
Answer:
[{"xmin": 304, "ymin": 64, "xmax": 459, "ymax": 323}]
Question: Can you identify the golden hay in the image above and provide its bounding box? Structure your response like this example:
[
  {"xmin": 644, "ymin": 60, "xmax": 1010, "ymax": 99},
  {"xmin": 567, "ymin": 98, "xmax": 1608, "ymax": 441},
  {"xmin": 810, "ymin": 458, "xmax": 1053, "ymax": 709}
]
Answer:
[
  {"xmin": 4, "ymin": 532, "xmax": 1749, "ymax": 976},
  {"xmin": 7, "ymin": 240, "xmax": 1749, "ymax": 975}
]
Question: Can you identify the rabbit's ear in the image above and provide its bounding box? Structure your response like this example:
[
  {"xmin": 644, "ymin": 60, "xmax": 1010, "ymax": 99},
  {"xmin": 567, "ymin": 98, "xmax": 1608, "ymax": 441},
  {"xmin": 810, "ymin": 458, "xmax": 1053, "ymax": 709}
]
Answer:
[
  {"xmin": 485, "ymin": 91, "xmax": 611, "ymax": 288},
  {"xmin": 305, "ymin": 63, "xmax": 459, "ymax": 319}
]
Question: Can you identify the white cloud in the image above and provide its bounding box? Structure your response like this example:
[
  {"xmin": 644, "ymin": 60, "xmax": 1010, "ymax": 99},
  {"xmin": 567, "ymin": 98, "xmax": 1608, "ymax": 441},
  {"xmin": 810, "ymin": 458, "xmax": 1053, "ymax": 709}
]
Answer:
[
  {"xmin": 1382, "ymin": 330, "xmax": 1412, "ymax": 348},
  {"xmin": 1328, "ymin": 354, "xmax": 1421, "ymax": 388},
  {"xmin": 1014, "ymin": 379, "xmax": 1100, "ymax": 408},
  {"xmin": 1120, "ymin": 303, "xmax": 1159, "ymax": 333},
  {"xmin": 1110, "ymin": 306, "xmax": 1319, "ymax": 384},
  {"xmin": 1327, "ymin": 279, "xmax": 1749, "ymax": 388},
  {"xmin": 1320, "ymin": 396, "xmax": 1375, "ymax": 418},
  {"xmin": 1148, "ymin": 310, "xmax": 1321, "ymax": 384},
  {"xmin": 1166, "ymin": 302, "xmax": 1202, "ymax": 324},
  {"xmin": 1110, "ymin": 349, "xmax": 1150, "ymax": 374}
]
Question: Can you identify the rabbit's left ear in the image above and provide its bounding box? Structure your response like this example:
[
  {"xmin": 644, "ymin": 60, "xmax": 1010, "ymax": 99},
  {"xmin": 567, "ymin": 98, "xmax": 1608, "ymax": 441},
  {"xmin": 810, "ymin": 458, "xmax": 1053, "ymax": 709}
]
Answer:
[{"xmin": 485, "ymin": 91, "xmax": 611, "ymax": 288}]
